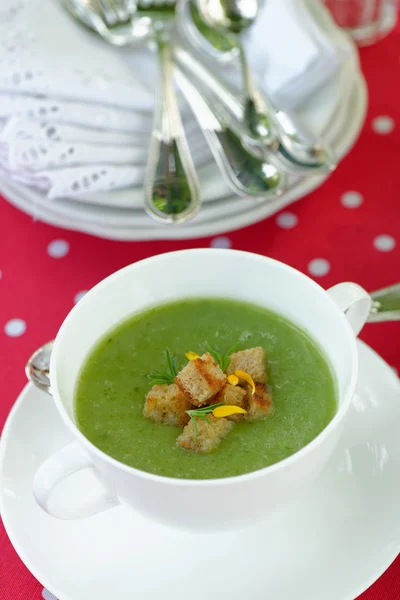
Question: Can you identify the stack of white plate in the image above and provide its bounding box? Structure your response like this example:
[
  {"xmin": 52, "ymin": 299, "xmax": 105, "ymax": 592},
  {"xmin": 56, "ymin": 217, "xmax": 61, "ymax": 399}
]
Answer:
[{"xmin": 0, "ymin": 1, "xmax": 367, "ymax": 241}]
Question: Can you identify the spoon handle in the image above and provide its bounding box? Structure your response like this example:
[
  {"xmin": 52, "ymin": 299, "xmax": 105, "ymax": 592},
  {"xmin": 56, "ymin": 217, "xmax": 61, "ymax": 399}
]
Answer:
[
  {"xmin": 368, "ymin": 283, "xmax": 400, "ymax": 322},
  {"xmin": 237, "ymin": 40, "xmax": 277, "ymax": 147},
  {"xmin": 175, "ymin": 67, "xmax": 284, "ymax": 199},
  {"xmin": 145, "ymin": 39, "xmax": 200, "ymax": 224}
]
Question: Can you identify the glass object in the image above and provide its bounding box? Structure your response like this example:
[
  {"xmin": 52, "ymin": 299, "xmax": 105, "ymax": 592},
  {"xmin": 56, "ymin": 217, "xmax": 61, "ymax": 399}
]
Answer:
[{"xmin": 323, "ymin": 0, "xmax": 399, "ymax": 45}]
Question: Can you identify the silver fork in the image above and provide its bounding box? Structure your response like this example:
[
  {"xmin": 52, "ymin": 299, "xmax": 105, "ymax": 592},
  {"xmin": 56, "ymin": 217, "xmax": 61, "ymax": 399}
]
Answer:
[{"xmin": 64, "ymin": 0, "xmax": 201, "ymax": 223}]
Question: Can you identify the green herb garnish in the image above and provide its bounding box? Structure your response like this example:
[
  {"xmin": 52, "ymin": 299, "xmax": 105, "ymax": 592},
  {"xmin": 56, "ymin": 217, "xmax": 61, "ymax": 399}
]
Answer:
[
  {"xmin": 186, "ymin": 403, "xmax": 225, "ymax": 443},
  {"xmin": 206, "ymin": 342, "xmax": 240, "ymax": 371},
  {"xmin": 148, "ymin": 349, "xmax": 178, "ymax": 385}
]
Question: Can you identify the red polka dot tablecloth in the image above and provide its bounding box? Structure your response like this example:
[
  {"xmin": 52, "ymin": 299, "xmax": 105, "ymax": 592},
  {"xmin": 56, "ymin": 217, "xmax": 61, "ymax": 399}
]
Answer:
[{"xmin": 1, "ymin": 24, "xmax": 400, "ymax": 600}]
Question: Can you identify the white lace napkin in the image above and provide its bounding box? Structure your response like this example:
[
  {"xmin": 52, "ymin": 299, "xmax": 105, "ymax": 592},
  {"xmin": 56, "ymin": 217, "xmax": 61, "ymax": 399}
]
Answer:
[{"xmin": 0, "ymin": 0, "xmax": 352, "ymax": 200}]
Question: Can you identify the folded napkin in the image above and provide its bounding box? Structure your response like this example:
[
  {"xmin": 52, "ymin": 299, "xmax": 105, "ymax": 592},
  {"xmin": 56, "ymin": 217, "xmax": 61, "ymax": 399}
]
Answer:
[{"xmin": 0, "ymin": 0, "xmax": 352, "ymax": 200}]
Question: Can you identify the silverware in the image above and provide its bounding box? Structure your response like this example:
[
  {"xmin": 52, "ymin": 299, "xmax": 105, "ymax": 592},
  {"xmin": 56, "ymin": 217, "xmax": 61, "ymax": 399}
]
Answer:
[
  {"xmin": 175, "ymin": 66, "xmax": 285, "ymax": 198},
  {"xmin": 63, "ymin": 0, "xmax": 201, "ymax": 224},
  {"xmin": 174, "ymin": 46, "xmax": 329, "ymax": 177},
  {"xmin": 27, "ymin": 283, "xmax": 400, "ymax": 394},
  {"xmin": 180, "ymin": 0, "xmax": 336, "ymax": 172},
  {"xmin": 25, "ymin": 341, "xmax": 53, "ymax": 395},
  {"xmin": 369, "ymin": 283, "xmax": 400, "ymax": 323},
  {"xmin": 196, "ymin": 0, "xmax": 277, "ymax": 145},
  {"xmin": 63, "ymin": 0, "xmax": 285, "ymax": 202},
  {"xmin": 197, "ymin": 0, "xmax": 262, "ymax": 32}
]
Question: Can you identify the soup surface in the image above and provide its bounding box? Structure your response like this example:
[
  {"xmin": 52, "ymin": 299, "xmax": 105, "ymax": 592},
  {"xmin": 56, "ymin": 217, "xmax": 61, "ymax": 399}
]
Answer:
[{"xmin": 75, "ymin": 298, "xmax": 337, "ymax": 479}]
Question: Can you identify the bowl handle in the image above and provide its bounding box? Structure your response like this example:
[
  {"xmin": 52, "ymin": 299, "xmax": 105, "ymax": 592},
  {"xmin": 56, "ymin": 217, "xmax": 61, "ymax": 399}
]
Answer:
[
  {"xmin": 32, "ymin": 441, "xmax": 119, "ymax": 519},
  {"xmin": 327, "ymin": 282, "xmax": 372, "ymax": 336}
]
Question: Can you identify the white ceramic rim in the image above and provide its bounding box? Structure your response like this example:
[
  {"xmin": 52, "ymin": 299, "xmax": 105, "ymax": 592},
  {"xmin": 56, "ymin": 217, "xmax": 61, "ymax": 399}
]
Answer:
[{"xmin": 49, "ymin": 249, "xmax": 360, "ymax": 487}]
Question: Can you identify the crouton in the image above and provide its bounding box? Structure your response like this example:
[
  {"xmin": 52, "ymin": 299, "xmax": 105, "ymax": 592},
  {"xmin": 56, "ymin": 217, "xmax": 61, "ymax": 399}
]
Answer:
[
  {"xmin": 175, "ymin": 353, "xmax": 226, "ymax": 406},
  {"xmin": 245, "ymin": 383, "xmax": 273, "ymax": 421},
  {"xmin": 176, "ymin": 415, "xmax": 233, "ymax": 453},
  {"xmin": 143, "ymin": 383, "xmax": 192, "ymax": 427},
  {"xmin": 216, "ymin": 383, "xmax": 247, "ymax": 408},
  {"xmin": 215, "ymin": 383, "xmax": 247, "ymax": 421},
  {"xmin": 226, "ymin": 347, "xmax": 267, "ymax": 384}
]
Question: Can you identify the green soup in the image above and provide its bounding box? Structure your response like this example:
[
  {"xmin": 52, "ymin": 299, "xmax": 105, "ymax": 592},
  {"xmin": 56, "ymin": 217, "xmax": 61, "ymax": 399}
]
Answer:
[{"xmin": 75, "ymin": 298, "xmax": 337, "ymax": 479}]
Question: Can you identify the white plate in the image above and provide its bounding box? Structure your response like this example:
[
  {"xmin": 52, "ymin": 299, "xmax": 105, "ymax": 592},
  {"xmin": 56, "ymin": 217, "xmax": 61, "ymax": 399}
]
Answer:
[
  {"xmin": 0, "ymin": 0, "xmax": 355, "ymax": 216},
  {"xmin": 0, "ymin": 56, "xmax": 347, "ymax": 215},
  {"xmin": 0, "ymin": 2, "xmax": 363, "ymax": 239},
  {"xmin": 0, "ymin": 64, "xmax": 367, "ymax": 240},
  {"xmin": 1, "ymin": 341, "xmax": 399, "ymax": 600},
  {"xmin": 0, "ymin": 65, "xmax": 349, "ymax": 229}
]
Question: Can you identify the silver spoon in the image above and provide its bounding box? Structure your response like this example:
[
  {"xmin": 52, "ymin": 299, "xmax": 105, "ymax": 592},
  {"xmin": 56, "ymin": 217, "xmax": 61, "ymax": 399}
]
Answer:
[
  {"xmin": 25, "ymin": 341, "xmax": 53, "ymax": 395},
  {"xmin": 196, "ymin": 0, "xmax": 276, "ymax": 145},
  {"xmin": 182, "ymin": 0, "xmax": 335, "ymax": 171},
  {"xmin": 174, "ymin": 45, "xmax": 331, "ymax": 176},
  {"xmin": 368, "ymin": 283, "xmax": 400, "ymax": 323},
  {"xmin": 175, "ymin": 65, "xmax": 285, "ymax": 198},
  {"xmin": 26, "ymin": 284, "xmax": 400, "ymax": 395},
  {"xmin": 63, "ymin": 0, "xmax": 201, "ymax": 224}
]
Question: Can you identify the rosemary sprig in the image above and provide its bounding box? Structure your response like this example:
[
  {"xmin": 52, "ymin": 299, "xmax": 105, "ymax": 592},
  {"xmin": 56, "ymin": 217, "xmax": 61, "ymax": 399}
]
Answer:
[
  {"xmin": 186, "ymin": 403, "xmax": 225, "ymax": 444},
  {"xmin": 206, "ymin": 342, "xmax": 240, "ymax": 372},
  {"xmin": 148, "ymin": 349, "xmax": 178, "ymax": 385}
]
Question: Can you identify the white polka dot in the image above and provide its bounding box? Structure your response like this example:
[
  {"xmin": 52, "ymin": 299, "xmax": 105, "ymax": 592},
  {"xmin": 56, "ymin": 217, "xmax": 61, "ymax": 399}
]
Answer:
[
  {"xmin": 308, "ymin": 258, "xmax": 331, "ymax": 277},
  {"xmin": 276, "ymin": 212, "xmax": 298, "ymax": 229},
  {"xmin": 373, "ymin": 235, "xmax": 396, "ymax": 252},
  {"xmin": 47, "ymin": 239, "xmax": 70, "ymax": 258},
  {"xmin": 4, "ymin": 318, "xmax": 26, "ymax": 337},
  {"xmin": 392, "ymin": 367, "xmax": 398, "ymax": 377},
  {"xmin": 372, "ymin": 116, "xmax": 395, "ymax": 134},
  {"xmin": 210, "ymin": 236, "xmax": 232, "ymax": 249},
  {"xmin": 74, "ymin": 290, "xmax": 88, "ymax": 304},
  {"xmin": 341, "ymin": 191, "xmax": 363, "ymax": 208}
]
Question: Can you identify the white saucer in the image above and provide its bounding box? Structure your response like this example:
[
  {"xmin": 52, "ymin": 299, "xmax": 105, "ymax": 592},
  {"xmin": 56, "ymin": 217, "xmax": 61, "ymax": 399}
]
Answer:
[{"xmin": 1, "ymin": 341, "xmax": 399, "ymax": 600}]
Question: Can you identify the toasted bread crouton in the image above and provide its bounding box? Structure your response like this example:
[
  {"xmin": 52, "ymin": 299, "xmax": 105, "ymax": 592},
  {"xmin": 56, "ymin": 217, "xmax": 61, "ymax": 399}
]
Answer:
[
  {"xmin": 226, "ymin": 347, "xmax": 267, "ymax": 384},
  {"xmin": 216, "ymin": 383, "xmax": 247, "ymax": 408},
  {"xmin": 245, "ymin": 383, "xmax": 273, "ymax": 421},
  {"xmin": 143, "ymin": 384, "xmax": 191, "ymax": 427},
  {"xmin": 215, "ymin": 383, "xmax": 247, "ymax": 421},
  {"xmin": 175, "ymin": 353, "xmax": 226, "ymax": 406},
  {"xmin": 176, "ymin": 415, "xmax": 233, "ymax": 453}
]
